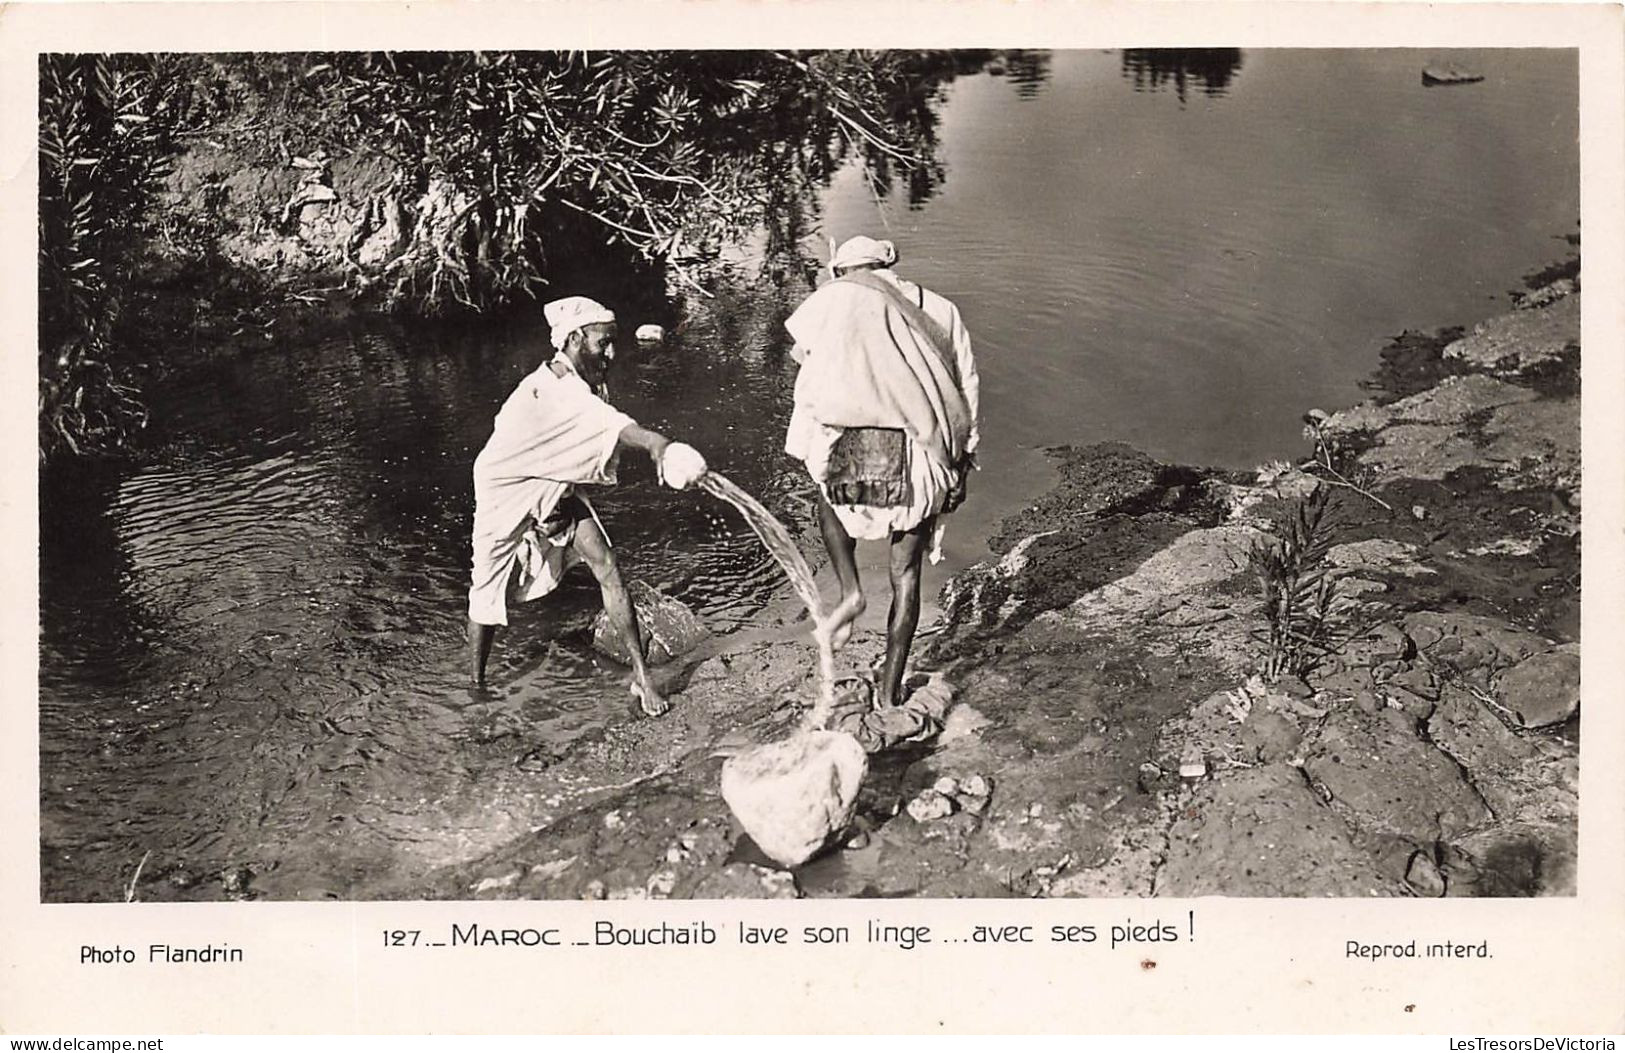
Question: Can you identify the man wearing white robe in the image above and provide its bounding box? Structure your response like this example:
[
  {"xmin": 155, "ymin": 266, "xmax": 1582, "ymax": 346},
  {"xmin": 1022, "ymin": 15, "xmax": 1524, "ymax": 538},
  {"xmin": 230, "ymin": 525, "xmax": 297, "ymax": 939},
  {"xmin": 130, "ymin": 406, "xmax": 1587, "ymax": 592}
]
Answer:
[
  {"xmin": 784, "ymin": 236, "xmax": 981, "ymax": 709},
  {"xmin": 467, "ymin": 296, "xmax": 706, "ymax": 716}
]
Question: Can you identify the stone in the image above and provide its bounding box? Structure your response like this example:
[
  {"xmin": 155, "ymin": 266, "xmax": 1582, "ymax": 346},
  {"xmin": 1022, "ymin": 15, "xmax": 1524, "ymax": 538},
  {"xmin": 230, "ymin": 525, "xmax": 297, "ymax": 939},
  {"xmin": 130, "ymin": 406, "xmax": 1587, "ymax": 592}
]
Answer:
[
  {"xmin": 1055, "ymin": 525, "xmax": 1262, "ymax": 627},
  {"xmin": 1442, "ymin": 294, "xmax": 1579, "ymax": 374},
  {"xmin": 634, "ymin": 324, "xmax": 666, "ymax": 344},
  {"xmin": 1514, "ymin": 278, "xmax": 1576, "ymax": 311},
  {"xmin": 1358, "ymin": 425, "xmax": 1491, "ymax": 481},
  {"xmin": 1243, "ymin": 711, "xmax": 1303, "ymax": 764},
  {"xmin": 1158, "ymin": 765, "xmax": 1403, "ymax": 896},
  {"xmin": 956, "ymin": 793, "xmax": 991, "ymax": 816},
  {"xmin": 1426, "ymin": 685, "xmax": 1544, "ymax": 819},
  {"xmin": 907, "ymin": 790, "xmax": 956, "ymax": 823},
  {"xmin": 1301, "ymin": 705, "xmax": 1490, "ymax": 841},
  {"xmin": 691, "ymin": 863, "xmax": 800, "ymax": 900},
  {"xmin": 720, "ymin": 730, "xmax": 868, "ymax": 868},
  {"xmin": 470, "ymin": 870, "xmax": 521, "ymax": 895},
  {"xmin": 932, "ymin": 776, "xmax": 961, "ymax": 797},
  {"xmin": 1326, "ymin": 540, "xmax": 1435, "ymax": 579},
  {"xmin": 1387, "ymin": 664, "xmax": 1439, "ymax": 702},
  {"xmin": 1496, "ymin": 649, "xmax": 1581, "ymax": 729},
  {"xmin": 1403, "ymin": 612, "xmax": 1546, "ymax": 675},
  {"xmin": 592, "ymin": 580, "xmax": 710, "ymax": 665},
  {"xmin": 1483, "ymin": 398, "xmax": 1580, "ymax": 493},
  {"xmin": 959, "ymin": 774, "xmax": 990, "ymax": 798},
  {"xmin": 1404, "ymin": 852, "xmax": 1447, "ymax": 897},
  {"xmin": 1452, "ymin": 821, "xmax": 1577, "ymax": 897},
  {"xmin": 1389, "ymin": 374, "xmax": 1538, "ymax": 425}
]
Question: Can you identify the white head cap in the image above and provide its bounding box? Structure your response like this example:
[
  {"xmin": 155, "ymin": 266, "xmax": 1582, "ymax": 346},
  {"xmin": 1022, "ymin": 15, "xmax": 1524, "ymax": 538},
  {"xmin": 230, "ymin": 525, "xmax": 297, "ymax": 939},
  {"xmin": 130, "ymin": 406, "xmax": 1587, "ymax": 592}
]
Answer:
[
  {"xmin": 829, "ymin": 235, "xmax": 898, "ymax": 275},
  {"xmin": 544, "ymin": 296, "xmax": 616, "ymax": 352}
]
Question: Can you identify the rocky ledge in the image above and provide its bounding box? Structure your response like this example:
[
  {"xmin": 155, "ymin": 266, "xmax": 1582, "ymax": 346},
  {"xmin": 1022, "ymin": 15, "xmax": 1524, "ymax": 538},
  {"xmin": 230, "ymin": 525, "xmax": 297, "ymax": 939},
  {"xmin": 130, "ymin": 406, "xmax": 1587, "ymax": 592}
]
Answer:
[{"xmin": 417, "ymin": 277, "xmax": 1580, "ymax": 901}]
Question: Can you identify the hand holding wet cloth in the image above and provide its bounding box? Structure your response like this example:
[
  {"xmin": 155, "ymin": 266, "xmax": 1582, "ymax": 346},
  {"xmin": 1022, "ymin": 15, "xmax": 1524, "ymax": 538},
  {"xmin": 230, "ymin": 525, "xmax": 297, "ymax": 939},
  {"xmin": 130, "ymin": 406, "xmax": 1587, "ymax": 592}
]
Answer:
[{"xmin": 658, "ymin": 442, "xmax": 708, "ymax": 490}]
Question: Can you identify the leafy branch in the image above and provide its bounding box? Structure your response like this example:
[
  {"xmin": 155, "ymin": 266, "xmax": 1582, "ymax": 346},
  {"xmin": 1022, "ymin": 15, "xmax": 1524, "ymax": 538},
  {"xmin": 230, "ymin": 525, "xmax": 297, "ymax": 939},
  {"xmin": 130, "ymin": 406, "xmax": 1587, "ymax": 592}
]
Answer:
[
  {"xmin": 1300, "ymin": 410, "xmax": 1393, "ymax": 512},
  {"xmin": 1248, "ymin": 485, "xmax": 1342, "ymax": 681}
]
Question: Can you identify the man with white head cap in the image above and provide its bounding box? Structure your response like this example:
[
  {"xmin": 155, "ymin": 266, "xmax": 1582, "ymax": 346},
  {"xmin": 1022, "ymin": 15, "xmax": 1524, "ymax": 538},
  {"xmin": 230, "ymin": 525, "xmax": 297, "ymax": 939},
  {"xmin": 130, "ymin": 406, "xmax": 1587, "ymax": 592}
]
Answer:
[
  {"xmin": 784, "ymin": 235, "xmax": 981, "ymax": 709},
  {"xmin": 467, "ymin": 295, "xmax": 708, "ymax": 715}
]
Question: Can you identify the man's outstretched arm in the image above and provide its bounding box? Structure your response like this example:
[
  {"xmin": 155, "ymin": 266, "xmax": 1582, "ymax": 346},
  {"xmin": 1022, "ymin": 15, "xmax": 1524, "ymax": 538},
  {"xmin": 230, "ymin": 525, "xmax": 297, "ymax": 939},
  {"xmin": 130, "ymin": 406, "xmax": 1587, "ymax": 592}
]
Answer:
[{"xmin": 616, "ymin": 422, "xmax": 672, "ymax": 464}]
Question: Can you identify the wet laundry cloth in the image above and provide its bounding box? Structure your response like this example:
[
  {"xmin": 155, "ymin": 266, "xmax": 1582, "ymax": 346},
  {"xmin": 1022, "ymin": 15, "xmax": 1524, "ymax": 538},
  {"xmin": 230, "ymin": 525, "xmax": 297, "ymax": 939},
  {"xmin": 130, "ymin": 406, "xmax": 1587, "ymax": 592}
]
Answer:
[
  {"xmin": 467, "ymin": 358, "xmax": 633, "ymax": 626},
  {"xmin": 825, "ymin": 673, "xmax": 957, "ymax": 754}
]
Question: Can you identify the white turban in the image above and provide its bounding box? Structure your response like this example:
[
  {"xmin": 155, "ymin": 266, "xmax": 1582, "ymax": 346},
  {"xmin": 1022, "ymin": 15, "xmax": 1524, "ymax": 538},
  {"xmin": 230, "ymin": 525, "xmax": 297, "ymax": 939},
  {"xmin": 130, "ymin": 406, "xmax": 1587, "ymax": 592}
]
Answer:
[
  {"xmin": 829, "ymin": 235, "xmax": 898, "ymax": 275},
  {"xmin": 544, "ymin": 296, "xmax": 616, "ymax": 352}
]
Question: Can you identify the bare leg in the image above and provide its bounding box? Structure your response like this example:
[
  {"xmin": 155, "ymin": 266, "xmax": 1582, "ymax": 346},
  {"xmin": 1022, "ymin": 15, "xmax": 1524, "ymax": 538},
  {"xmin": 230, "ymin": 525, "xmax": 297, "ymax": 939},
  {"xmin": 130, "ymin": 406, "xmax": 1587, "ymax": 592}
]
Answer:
[
  {"xmin": 572, "ymin": 515, "xmax": 669, "ymax": 717},
  {"xmin": 878, "ymin": 516, "xmax": 933, "ymax": 708},
  {"xmin": 816, "ymin": 493, "xmax": 866, "ymax": 650},
  {"xmin": 467, "ymin": 619, "xmax": 498, "ymax": 687}
]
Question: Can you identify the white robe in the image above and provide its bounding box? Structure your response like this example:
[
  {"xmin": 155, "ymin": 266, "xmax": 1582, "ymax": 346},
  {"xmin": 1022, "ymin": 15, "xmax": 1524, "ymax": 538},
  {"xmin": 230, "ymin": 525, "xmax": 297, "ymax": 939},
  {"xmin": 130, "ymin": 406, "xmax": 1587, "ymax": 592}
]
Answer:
[
  {"xmin": 467, "ymin": 360, "xmax": 633, "ymax": 626},
  {"xmin": 785, "ymin": 270, "xmax": 981, "ymax": 548}
]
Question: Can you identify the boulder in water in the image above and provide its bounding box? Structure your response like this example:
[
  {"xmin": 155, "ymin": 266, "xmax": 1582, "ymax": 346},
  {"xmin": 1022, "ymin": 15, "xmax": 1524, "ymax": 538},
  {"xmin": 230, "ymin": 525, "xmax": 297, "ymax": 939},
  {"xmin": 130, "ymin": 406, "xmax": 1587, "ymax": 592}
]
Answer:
[
  {"xmin": 720, "ymin": 730, "xmax": 867, "ymax": 868},
  {"xmin": 592, "ymin": 580, "xmax": 709, "ymax": 666}
]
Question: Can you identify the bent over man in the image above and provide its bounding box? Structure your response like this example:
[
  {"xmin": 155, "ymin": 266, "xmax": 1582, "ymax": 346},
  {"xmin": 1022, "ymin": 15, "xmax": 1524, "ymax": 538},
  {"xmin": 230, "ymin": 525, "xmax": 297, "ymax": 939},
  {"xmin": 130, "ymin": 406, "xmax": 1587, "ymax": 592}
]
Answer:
[
  {"xmin": 784, "ymin": 236, "xmax": 981, "ymax": 708},
  {"xmin": 467, "ymin": 296, "xmax": 706, "ymax": 715}
]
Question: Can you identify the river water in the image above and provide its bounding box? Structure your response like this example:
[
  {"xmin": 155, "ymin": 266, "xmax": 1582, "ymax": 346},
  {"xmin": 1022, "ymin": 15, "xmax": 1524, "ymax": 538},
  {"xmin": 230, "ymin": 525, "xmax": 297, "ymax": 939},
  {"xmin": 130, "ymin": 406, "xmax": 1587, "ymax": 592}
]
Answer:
[{"xmin": 38, "ymin": 49, "xmax": 1577, "ymax": 900}]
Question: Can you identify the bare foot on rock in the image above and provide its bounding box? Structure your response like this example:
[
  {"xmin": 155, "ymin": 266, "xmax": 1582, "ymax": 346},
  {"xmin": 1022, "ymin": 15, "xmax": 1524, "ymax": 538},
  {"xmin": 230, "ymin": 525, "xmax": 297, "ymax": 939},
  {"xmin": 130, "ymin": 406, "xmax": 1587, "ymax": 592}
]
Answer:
[{"xmin": 631, "ymin": 677, "xmax": 670, "ymax": 718}]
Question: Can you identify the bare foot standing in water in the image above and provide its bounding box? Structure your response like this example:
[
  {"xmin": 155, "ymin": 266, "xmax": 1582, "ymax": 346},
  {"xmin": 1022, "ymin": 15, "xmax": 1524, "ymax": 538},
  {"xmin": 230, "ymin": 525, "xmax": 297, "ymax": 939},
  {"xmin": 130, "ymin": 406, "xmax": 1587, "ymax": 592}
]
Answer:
[{"xmin": 784, "ymin": 236, "xmax": 980, "ymax": 707}]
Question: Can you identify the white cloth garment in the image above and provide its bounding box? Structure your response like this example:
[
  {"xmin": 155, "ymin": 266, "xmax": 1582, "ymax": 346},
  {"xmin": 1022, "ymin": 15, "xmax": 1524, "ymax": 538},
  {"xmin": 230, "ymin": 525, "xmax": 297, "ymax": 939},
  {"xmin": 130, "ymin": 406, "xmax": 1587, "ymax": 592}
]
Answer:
[
  {"xmin": 785, "ymin": 268, "xmax": 980, "ymax": 554},
  {"xmin": 467, "ymin": 358, "xmax": 634, "ymax": 625},
  {"xmin": 544, "ymin": 295, "xmax": 617, "ymax": 352}
]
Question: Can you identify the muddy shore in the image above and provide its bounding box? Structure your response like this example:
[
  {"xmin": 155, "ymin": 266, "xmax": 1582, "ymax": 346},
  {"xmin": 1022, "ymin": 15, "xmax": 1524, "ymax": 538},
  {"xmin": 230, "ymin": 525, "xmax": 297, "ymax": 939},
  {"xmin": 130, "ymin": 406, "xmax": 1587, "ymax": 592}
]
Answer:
[{"xmin": 412, "ymin": 264, "xmax": 1581, "ymax": 902}]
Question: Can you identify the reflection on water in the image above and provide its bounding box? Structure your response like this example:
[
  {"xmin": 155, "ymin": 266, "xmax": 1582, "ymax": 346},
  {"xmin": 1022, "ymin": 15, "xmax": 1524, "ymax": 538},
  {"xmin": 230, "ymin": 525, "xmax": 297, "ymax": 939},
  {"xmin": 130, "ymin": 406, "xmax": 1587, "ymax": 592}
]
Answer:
[
  {"xmin": 1121, "ymin": 49, "xmax": 1245, "ymax": 101},
  {"xmin": 40, "ymin": 48, "xmax": 1579, "ymax": 900},
  {"xmin": 986, "ymin": 50, "xmax": 1053, "ymax": 99}
]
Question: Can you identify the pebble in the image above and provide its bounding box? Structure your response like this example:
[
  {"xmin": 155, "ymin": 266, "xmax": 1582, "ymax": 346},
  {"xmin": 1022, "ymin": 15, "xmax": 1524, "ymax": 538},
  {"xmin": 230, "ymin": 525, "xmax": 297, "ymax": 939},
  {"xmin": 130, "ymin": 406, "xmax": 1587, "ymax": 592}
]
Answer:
[
  {"xmin": 933, "ymin": 775, "xmax": 961, "ymax": 796},
  {"xmin": 581, "ymin": 880, "xmax": 607, "ymax": 901},
  {"xmin": 959, "ymin": 775, "xmax": 990, "ymax": 798},
  {"xmin": 635, "ymin": 324, "xmax": 665, "ymax": 343},
  {"xmin": 957, "ymin": 793, "xmax": 991, "ymax": 816},
  {"xmin": 907, "ymin": 790, "xmax": 956, "ymax": 823},
  {"xmin": 646, "ymin": 870, "xmax": 677, "ymax": 899},
  {"xmin": 1405, "ymin": 852, "xmax": 1447, "ymax": 897}
]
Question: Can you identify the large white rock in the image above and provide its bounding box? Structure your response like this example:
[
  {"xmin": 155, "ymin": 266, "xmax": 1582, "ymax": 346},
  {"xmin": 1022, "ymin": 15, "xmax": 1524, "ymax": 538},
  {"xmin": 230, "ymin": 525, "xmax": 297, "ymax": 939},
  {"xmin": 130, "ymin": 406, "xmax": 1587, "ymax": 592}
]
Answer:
[{"xmin": 720, "ymin": 730, "xmax": 867, "ymax": 868}]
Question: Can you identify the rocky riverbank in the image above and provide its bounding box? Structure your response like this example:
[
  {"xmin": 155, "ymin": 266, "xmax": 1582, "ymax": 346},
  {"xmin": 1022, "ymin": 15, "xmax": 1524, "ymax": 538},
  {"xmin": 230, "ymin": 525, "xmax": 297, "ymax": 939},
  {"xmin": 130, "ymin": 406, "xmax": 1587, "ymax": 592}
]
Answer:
[{"xmin": 413, "ymin": 266, "xmax": 1581, "ymax": 901}]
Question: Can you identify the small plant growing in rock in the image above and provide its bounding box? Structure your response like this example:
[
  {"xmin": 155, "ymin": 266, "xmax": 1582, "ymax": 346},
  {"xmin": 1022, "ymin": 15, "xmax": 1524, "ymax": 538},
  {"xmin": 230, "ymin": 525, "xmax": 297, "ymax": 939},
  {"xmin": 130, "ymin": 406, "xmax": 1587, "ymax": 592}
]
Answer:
[
  {"xmin": 1249, "ymin": 485, "xmax": 1340, "ymax": 681},
  {"xmin": 1301, "ymin": 410, "xmax": 1392, "ymax": 511}
]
